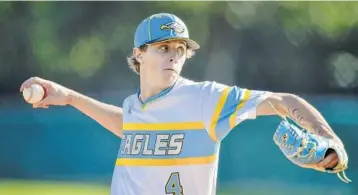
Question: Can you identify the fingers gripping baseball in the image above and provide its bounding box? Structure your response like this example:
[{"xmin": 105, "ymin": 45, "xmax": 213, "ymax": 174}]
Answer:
[
  {"xmin": 20, "ymin": 77, "xmax": 49, "ymax": 92},
  {"xmin": 20, "ymin": 77, "xmax": 72, "ymax": 108}
]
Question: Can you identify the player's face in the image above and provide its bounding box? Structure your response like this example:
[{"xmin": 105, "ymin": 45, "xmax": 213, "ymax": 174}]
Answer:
[{"xmin": 139, "ymin": 40, "xmax": 187, "ymax": 88}]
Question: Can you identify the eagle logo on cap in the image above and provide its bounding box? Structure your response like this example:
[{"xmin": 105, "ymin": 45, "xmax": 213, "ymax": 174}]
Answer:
[{"xmin": 160, "ymin": 22, "xmax": 185, "ymax": 34}]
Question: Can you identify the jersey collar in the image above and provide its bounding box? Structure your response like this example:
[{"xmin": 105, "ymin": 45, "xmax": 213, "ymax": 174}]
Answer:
[{"xmin": 137, "ymin": 78, "xmax": 179, "ymax": 109}]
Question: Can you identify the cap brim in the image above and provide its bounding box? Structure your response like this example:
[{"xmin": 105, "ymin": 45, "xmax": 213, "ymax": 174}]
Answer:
[
  {"xmin": 183, "ymin": 38, "xmax": 200, "ymax": 50},
  {"xmin": 147, "ymin": 37, "xmax": 200, "ymax": 50}
]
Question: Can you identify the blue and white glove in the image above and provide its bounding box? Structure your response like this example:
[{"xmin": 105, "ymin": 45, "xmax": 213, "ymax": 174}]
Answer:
[{"xmin": 273, "ymin": 120, "xmax": 351, "ymax": 183}]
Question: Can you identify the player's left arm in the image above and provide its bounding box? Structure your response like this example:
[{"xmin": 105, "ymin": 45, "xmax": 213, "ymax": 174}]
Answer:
[
  {"xmin": 256, "ymin": 93, "xmax": 342, "ymax": 143},
  {"xmin": 201, "ymin": 82, "xmax": 344, "ymax": 148},
  {"xmin": 256, "ymin": 92, "xmax": 344, "ymax": 169}
]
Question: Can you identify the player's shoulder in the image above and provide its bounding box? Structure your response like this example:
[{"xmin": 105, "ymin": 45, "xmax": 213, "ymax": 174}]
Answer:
[
  {"xmin": 177, "ymin": 77, "xmax": 229, "ymax": 92},
  {"xmin": 122, "ymin": 93, "xmax": 137, "ymax": 108}
]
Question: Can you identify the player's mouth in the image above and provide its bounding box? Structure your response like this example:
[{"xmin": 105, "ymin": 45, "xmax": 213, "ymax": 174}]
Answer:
[{"xmin": 164, "ymin": 68, "xmax": 177, "ymax": 73}]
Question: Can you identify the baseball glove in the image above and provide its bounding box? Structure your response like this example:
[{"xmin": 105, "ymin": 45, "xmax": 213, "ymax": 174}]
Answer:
[{"xmin": 273, "ymin": 120, "xmax": 351, "ymax": 183}]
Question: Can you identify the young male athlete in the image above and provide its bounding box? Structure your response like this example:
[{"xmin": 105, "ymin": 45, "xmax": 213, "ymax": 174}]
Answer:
[{"xmin": 20, "ymin": 13, "xmax": 349, "ymax": 195}]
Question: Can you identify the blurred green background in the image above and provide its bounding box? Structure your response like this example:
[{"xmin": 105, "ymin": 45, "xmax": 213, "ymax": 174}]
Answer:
[{"xmin": 0, "ymin": 1, "xmax": 358, "ymax": 195}]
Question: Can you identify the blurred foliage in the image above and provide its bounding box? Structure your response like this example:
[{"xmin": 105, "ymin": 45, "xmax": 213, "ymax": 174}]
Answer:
[
  {"xmin": 0, "ymin": 1, "xmax": 358, "ymax": 94},
  {"xmin": 280, "ymin": 2, "xmax": 358, "ymax": 38}
]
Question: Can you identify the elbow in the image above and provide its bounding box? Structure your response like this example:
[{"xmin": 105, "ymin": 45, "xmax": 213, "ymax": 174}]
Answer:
[
  {"xmin": 257, "ymin": 93, "xmax": 303, "ymax": 117},
  {"xmin": 279, "ymin": 93, "xmax": 303, "ymax": 105},
  {"xmin": 267, "ymin": 93, "xmax": 300, "ymax": 116},
  {"xmin": 276, "ymin": 93, "xmax": 308, "ymax": 115},
  {"xmin": 272, "ymin": 93, "xmax": 301, "ymax": 104}
]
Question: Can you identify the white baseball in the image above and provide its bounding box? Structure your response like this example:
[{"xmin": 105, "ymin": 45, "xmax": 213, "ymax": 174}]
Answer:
[{"xmin": 23, "ymin": 83, "xmax": 45, "ymax": 104}]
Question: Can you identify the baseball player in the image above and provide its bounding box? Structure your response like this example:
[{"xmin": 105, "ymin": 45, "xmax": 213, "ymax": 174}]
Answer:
[{"xmin": 20, "ymin": 13, "xmax": 350, "ymax": 195}]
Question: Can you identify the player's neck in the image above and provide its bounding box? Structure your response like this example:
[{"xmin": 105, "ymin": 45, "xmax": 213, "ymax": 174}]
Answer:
[
  {"xmin": 139, "ymin": 78, "xmax": 173, "ymax": 103},
  {"xmin": 139, "ymin": 85, "xmax": 162, "ymax": 103}
]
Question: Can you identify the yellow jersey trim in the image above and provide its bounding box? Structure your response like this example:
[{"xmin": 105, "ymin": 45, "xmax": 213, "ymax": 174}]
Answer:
[
  {"xmin": 116, "ymin": 155, "xmax": 217, "ymax": 166},
  {"xmin": 229, "ymin": 89, "xmax": 252, "ymax": 129},
  {"xmin": 208, "ymin": 86, "xmax": 231, "ymax": 142}
]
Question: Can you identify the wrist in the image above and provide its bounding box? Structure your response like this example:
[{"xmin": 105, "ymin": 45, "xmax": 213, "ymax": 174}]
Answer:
[{"xmin": 66, "ymin": 90, "xmax": 80, "ymax": 106}]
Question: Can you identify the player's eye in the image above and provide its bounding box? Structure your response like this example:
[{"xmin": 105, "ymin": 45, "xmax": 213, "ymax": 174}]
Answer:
[
  {"xmin": 159, "ymin": 45, "xmax": 168, "ymax": 52},
  {"xmin": 177, "ymin": 46, "xmax": 185, "ymax": 57}
]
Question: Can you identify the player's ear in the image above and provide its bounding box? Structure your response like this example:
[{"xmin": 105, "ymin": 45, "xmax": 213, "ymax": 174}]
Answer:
[{"xmin": 133, "ymin": 48, "xmax": 143, "ymax": 64}]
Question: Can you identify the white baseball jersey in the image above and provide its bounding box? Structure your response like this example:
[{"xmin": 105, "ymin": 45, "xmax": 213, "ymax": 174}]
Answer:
[{"xmin": 111, "ymin": 77, "xmax": 271, "ymax": 195}]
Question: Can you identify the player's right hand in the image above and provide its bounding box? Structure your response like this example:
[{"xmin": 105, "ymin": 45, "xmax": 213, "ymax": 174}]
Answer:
[{"xmin": 20, "ymin": 77, "xmax": 73, "ymax": 108}]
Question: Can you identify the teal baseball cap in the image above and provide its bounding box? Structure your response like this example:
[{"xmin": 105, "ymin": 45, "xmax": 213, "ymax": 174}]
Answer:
[{"xmin": 134, "ymin": 13, "xmax": 200, "ymax": 50}]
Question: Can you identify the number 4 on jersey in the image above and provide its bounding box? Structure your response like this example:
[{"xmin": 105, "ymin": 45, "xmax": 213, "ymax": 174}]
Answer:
[{"xmin": 165, "ymin": 172, "xmax": 183, "ymax": 195}]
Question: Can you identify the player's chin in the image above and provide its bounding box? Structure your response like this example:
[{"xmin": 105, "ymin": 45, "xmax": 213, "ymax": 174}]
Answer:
[{"xmin": 162, "ymin": 71, "xmax": 178, "ymax": 84}]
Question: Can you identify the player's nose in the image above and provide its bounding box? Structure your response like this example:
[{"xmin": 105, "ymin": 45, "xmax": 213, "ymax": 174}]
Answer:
[
  {"xmin": 168, "ymin": 58, "xmax": 175, "ymax": 63},
  {"xmin": 168, "ymin": 52, "xmax": 179, "ymax": 63},
  {"xmin": 163, "ymin": 58, "xmax": 177, "ymax": 70}
]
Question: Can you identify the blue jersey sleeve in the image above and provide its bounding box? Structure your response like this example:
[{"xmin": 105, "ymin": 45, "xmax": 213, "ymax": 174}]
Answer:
[{"xmin": 201, "ymin": 81, "xmax": 272, "ymax": 142}]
